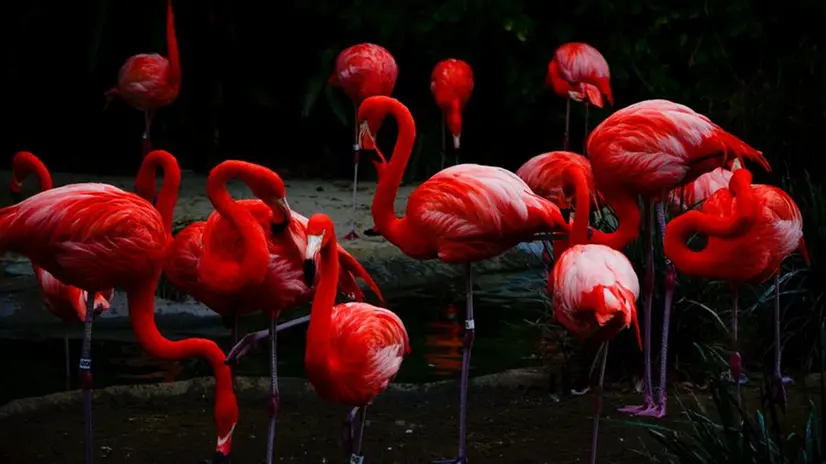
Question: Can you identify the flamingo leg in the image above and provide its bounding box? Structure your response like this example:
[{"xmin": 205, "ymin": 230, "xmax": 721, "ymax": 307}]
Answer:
[
  {"xmin": 441, "ymin": 115, "xmax": 447, "ymax": 170},
  {"xmin": 563, "ymin": 98, "xmax": 571, "ymax": 150},
  {"xmin": 142, "ymin": 110, "xmax": 155, "ymax": 157},
  {"xmin": 583, "ymin": 102, "xmax": 590, "ymax": 152},
  {"xmin": 64, "ymin": 331, "xmax": 71, "ymax": 391},
  {"xmin": 730, "ymin": 285, "xmax": 743, "ymax": 406},
  {"xmin": 79, "ymin": 295, "xmax": 95, "ymax": 464},
  {"xmin": 344, "ymin": 109, "xmax": 360, "ymax": 241},
  {"xmin": 224, "ymin": 315, "xmax": 311, "ymax": 364},
  {"xmin": 348, "ymin": 406, "xmax": 369, "ymax": 463},
  {"xmin": 265, "ymin": 316, "xmax": 279, "ymax": 464},
  {"xmin": 433, "ymin": 263, "xmax": 474, "ymax": 464},
  {"xmin": 590, "ymin": 341, "xmax": 609, "ymax": 464},
  {"xmin": 771, "ymin": 273, "xmax": 791, "ymax": 409},
  {"xmin": 619, "ymin": 200, "xmax": 656, "ymax": 415},
  {"xmin": 343, "ymin": 407, "xmax": 359, "ymax": 457}
]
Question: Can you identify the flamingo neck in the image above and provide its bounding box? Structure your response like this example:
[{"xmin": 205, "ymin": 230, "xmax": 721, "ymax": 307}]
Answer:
[
  {"xmin": 563, "ymin": 165, "xmax": 591, "ymax": 247},
  {"xmin": 589, "ymin": 189, "xmax": 640, "ymax": 251},
  {"xmin": 126, "ymin": 271, "xmax": 237, "ymax": 454},
  {"xmin": 306, "ymin": 234, "xmax": 340, "ymax": 368},
  {"xmin": 13, "ymin": 153, "xmax": 53, "ymax": 192},
  {"xmin": 664, "ymin": 170, "xmax": 757, "ymax": 276},
  {"xmin": 134, "ymin": 150, "xmax": 181, "ymax": 238},
  {"xmin": 371, "ymin": 98, "xmax": 417, "ymax": 247},
  {"xmin": 165, "ymin": 0, "xmax": 181, "ymax": 89},
  {"xmin": 199, "ymin": 163, "xmax": 270, "ymax": 293},
  {"xmin": 444, "ymin": 100, "xmax": 463, "ymax": 138}
]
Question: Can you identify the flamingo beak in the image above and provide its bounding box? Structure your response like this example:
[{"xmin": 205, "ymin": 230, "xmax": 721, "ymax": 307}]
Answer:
[
  {"xmin": 270, "ymin": 197, "xmax": 291, "ymax": 236},
  {"xmin": 303, "ymin": 233, "xmax": 324, "ymax": 286}
]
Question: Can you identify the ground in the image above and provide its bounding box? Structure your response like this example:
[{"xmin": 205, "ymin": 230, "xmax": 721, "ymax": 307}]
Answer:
[{"xmin": 0, "ymin": 378, "xmax": 818, "ymax": 464}]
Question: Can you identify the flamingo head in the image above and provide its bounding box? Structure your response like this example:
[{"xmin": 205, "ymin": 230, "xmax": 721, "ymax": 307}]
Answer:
[
  {"xmin": 248, "ymin": 172, "xmax": 291, "ymax": 236},
  {"xmin": 304, "ymin": 213, "xmax": 335, "ymax": 286}
]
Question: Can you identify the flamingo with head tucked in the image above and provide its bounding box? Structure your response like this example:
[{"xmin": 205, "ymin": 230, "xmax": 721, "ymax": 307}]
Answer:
[
  {"xmin": 301, "ymin": 212, "xmax": 408, "ymax": 462},
  {"xmin": 0, "ymin": 150, "xmax": 237, "ymax": 464},
  {"xmin": 431, "ymin": 58, "xmax": 474, "ymax": 169},
  {"xmin": 105, "ymin": 0, "xmax": 181, "ymax": 156},
  {"xmin": 546, "ymin": 42, "xmax": 613, "ymax": 151},
  {"xmin": 668, "ymin": 166, "xmax": 734, "ymax": 214},
  {"xmin": 584, "ymin": 99, "xmax": 771, "ymax": 417},
  {"xmin": 358, "ymin": 95, "xmax": 569, "ymax": 463},
  {"xmin": 329, "ymin": 43, "xmax": 398, "ymax": 240},
  {"xmin": 9, "ymin": 151, "xmax": 115, "ymax": 392},
  {"xmin": 664, "ymin": 166, "xmax": 809, "ymax": 408}
]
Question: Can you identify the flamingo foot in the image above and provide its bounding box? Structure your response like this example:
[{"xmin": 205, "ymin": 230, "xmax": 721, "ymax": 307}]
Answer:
[
  {"xmin": 618, "ymin": 396, "xmax": 655, "ymax": 415},
  {"xmin": 627, "ymin": 401, "xmax": 667, "ymax": 418},
  {"xmin": 224, "ymin": 329, "xmax": 269, "ymax": 364},
  {"xmin": 200, "ymin": 452, "xmax": 230, "ymax": 464},
  {"xmin": 432, "ymin": 458, "xmax": 469, "ymax": 464},
  {"xmin": 343, "ymin": 229, "xmax": 360, "ymax": 241}
]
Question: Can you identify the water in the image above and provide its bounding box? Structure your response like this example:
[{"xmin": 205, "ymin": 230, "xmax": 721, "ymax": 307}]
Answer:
[{"xmin": 0, "ymin": 268, "xmax": 551, "ymax": 406}]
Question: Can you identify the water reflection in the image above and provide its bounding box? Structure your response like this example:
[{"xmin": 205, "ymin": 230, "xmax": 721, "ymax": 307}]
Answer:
[{"xmin": 424, "ymin": 304, "xmax": 464, "ymax": 377}]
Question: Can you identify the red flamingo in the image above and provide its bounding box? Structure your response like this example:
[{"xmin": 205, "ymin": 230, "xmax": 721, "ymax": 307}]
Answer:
[
  {"xmin": 105, "ymin": 0, "xmax": 180, "ymax": 156},
  {"xmin": 431, "ymin": 58, "xmax": 474, "ymax": 169},
  {"xmin": 164, "ymin": 188, "xmax": 383, "ymax": 464},
  {"xmin": 664, "ymin": 167, "xmax": 809, "ymax": 407},
  {"xmin": 329, "ymin": 43, "xmax": 398, "ymax": 240},
  {"xmin": 0, "ymin": 150, "xmax": 237, "ymax": 464},
  {"xmin": 585, "ymin": 99, "xmax": 771, "ymax": 417},
  {"xmin": 550, "ymin": 161, "xmax": 641, "ymax": 464},
  {"xmin": 9, "ymin": 151, "xmax": 115, "ymax": 391},
  {"xmin": 301, "ymin": 213, "xmax": 408, "ymax": 462},
  {"xmin": 357, "ymin": 95, "xmax": 569, "ymax": 463},
  {"xmin": 546, "ymin": 42, "xmax": 613, "ymax": 151}
]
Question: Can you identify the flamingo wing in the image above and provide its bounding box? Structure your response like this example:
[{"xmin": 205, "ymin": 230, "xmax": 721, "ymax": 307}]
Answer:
[
  {"xmin": 0, "ymin": 183, "xmax": 166, "ymax": 292},
  {"xmin": 552, "ymin": 43, "xmax": 612, "ymax": 106},
  {"xmin": 116, "ymin": 54, "xmax": 175, "ymax": 110},
  {"xmin": 35, "ymin": 266, "xmax": 87, "ymax": 323},
  {"xmin": 407, "ymin": 164, "xmax": 565, "ymax": 262},
  {"xmin": 332, "ymin": 44, "xmax": 398, "ymax": 103}
]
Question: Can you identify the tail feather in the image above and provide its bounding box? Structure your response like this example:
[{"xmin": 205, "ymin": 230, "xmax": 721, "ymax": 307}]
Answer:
[
  {"xmin": 719, "ymin": 130, "xmax": 771, "ymax": 173},
  {"xmin": 582, "ymin": 83, "xmax": 604, "ymax": 108}
]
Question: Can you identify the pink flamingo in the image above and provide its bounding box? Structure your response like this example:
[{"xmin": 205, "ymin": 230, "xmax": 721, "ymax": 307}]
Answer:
[
  {"xmin": 584, "ymin": 99, "xmax": 771, "ymax": 417},
  {"xmin": 329, "ymin": 43, "xmax": 398, "ymax": 240},
  {"xmin": 9, "ymin": 151, "xmax": 115, "ymax": 391},
  {"xmin": 105, "ymin": 0, "xmax": 180, "ymax": 156},
  {"xmin": 302, "ymin": 212, "xmax": 408, "ymax": 462},
  {"xmin": 358, "ymin": 95, "xmax": 569, "ymax": 463},
  {"xmin": 431, "ymin": 58, "xmax": 474, "ymax": 169},
  {"xmin": 546, "ymin": 42, "xmax": 613, "ymax": 151}
]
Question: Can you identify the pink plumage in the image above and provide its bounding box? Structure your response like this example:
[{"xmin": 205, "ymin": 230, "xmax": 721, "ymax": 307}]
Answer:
[
  {"xmin": 546, "ymin": 42, "xmax": 613, "ymax": 108},
  {"xmin": 516, "ymin": 151, "xmax": 599, "ymax": 210},
  {"xmin": 586, "ymin": 99, "xmax": 771, "ymax": 198},
  {"xmin": 667, "ymin": 167, "xmax": 733, "ymax": 213},
  {"xmin": 329, "ymin": 43, "xmax": 398, "ymax": 104},
  {"xmin": 550, "ymin": 244, "xmax": 640, "ymax": 346},
  {"xmin": 431, "ymin": 58, "xmax": 475, "ymax": 148}
]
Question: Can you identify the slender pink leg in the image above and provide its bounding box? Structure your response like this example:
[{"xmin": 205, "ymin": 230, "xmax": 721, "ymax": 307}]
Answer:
[
  {"xmin": 562, "ymin": 98, "xmax": 571, "ymax": 150},
  {"xmin": 583, "ymin": 102, "xmax": 590, "ymax": 152},
  {"xmin": 265, "ymin": 316, "xmax": 279, "ymax": 464},
  {"xmin": 730, "ymin": 285, "xmax": 743, "ymax": 406},
  {"xmin": 141, "ymin": 110, "xmax": 154, "ymax": 156},
  {"xmin": 79, "ymin": 294, "xmax": 95, "ymax": 464},
  {"xmin": 441, "ymin": 115, "xmax": 446, "ymax": 170},
  {"xmin": 619, "ymin": 200, "xmax": 656, "ymax": 414},
  {"xmin": 770, "ymin": 273, "xmax": 792, "ymax": 409},
  {"xmin": 344, "ymin": 109, "xmax": 360, "ymax": 241},
  {"xmin": 589, "ymin": 341, "xmax": 609, "ymax": 464}
]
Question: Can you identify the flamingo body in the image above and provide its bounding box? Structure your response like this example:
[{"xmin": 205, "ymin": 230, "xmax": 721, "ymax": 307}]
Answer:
[
  {"xmin": 329, "ymin": 43, "xmax": 398, "ymax": 104},
  {"xmin": 110, "ymin": 54, "xmax": 179, "ymax": 110},
  {"xmin": 306, "ymin": 301, "xmax": 409, "ymax": 406},
  {"xmin": 398, "ymin": 163, "xmax": 567, "ymax": 262},
  {"xmin": 546, "ymin": 42, "xmax": 613, "ymax": 108},
  {"xmin": 668, "ymin": 167, "xmax": 733, "ymax": 213},
  {"xmin": 587, "ymin": 99, "xmax": 770, "ymax": 199},
  {"xmin": 431, "ymin": 58, "xmax": 474, "ymax": 148},
  {"xmin": 516, "ymin": 151, "xmax": 599, "ymax": 210}
]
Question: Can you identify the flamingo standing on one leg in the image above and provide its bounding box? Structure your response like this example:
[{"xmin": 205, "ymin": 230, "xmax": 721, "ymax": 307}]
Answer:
[
  {"xmin": 664, "ymin": 167, "xmax": 809, "ymax": 408},
  {"xmin": 431, "ymin": 58, "xmax": 474, "ymax": 169},
  {"xmin": 9, "ymin": 151, "xmax": 115, "ymax": 392},
  {"xmin": 0, "ymin": 150, "xmax": 238, "ymax": 464},
  {"xmin": 105, "ymin": 0, "xmax": 181, "ymax": 157},
  {"xmin": 550, "ymin": 161, "xmax": 641, "ymax": 464},
  {"xmin": 329, "ymin": 43, "xmax": 398, "ymax": 241},
  {"xmin": 301, "ymin": 213, "xmax": 409, "ymax": 462},
  {"xmin": 583, "ymin": 99, "xmax": 771, "ymax": 418},
  {"xmin": 545, "ymin": 42, "xmax": 613, "ymax": 151},
  {"xmin": 357, "ymin": 95, "xmax": 569, "ymax": 463}
]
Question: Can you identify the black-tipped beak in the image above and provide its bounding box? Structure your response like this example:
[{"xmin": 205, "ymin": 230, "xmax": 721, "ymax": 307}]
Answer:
[
  {"xmin": 303, "ymin": 259, "xmax": 316, "ymax": 287},
  {"xmin": 271, "ymin": 218, "xmax": 289, "ymax": 236}
]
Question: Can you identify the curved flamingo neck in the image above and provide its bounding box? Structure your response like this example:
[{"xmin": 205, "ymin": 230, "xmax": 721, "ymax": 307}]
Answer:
[
  {"xmin": 165, "ymin": 0, "xmax": 181, "ymax": 89},
  {"xmin": 134, "ymin": 150, "xmax": 181, "ymax": 238},
  {"xmin": 587, "ymin": 188, "xmax": 640, "ymax": 251},
  {"xmin": 126, "ymin": 272, "xmax": 237, "ymax": 455},
  {"xmin": 306, "ymin": 228, "xmax": 340, "ymax": 366},
  {"xmin": 664, "ymin": 169, "xmax": 757, "ymax": 276},
  {"xmin": 12, "ymin": 152, "xmax": 53, "ymax": 192},
  {"xmin": 369, "ymin": 97, "xmax": 417, "ymax": 246},
  {"xmin": 200, "ymin": 162, "xmax": 270, "ymax": 293},
  {"xmin": 562, "ymin": 165, "xmax": 591, "ymax": 247}
]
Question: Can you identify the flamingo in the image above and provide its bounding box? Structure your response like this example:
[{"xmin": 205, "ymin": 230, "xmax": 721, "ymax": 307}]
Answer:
[
  {"xmin": 667, "ymin": 166, "xmax": 734, "ymax": 214},
  {"xmin": 9, "ymin": 151, "xmax": 115, "ymax": 392},
  {"xmin": 301, "ymin": 212, "xmax": 409, "ymax": 462},
  {"xmin": 357, "ymin": 95, "xmax": 569, "ymax": 463},
  {"xmin": 430, "ymin": 58, "xmax": 475, "ymax": 169},
  {"xmin": 0, "ymin": 150, "xmax": 237, "ymax": 464},
  {"xmin": 550, "ymin": 161, "xmax": 641, "ymax": 464},
  {"xmin": 329, "ymin": 42, "xmax": 398, "ymax": 240},
  {"xmin": 105, "ymin": 0, "xmax": 180, "ymax": 156},
  {"xmin": 163, "ymin": 194, "xmax": 384, "ymax": 464},
  {"xmin": 545, "ymin": 42, "xmax": 613, "ymax": 151},
  {"xmin": 664, "ymin": 167, "xmax": 809, "ymax": 407},
  {"xmin": 584, "ymin": 99, "xmax": 771, "ymax": 417}
]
